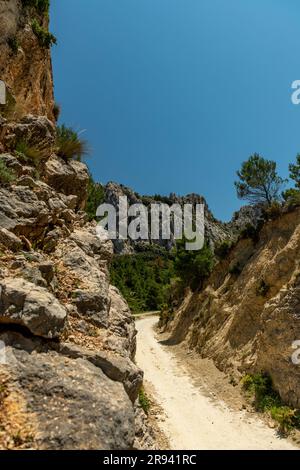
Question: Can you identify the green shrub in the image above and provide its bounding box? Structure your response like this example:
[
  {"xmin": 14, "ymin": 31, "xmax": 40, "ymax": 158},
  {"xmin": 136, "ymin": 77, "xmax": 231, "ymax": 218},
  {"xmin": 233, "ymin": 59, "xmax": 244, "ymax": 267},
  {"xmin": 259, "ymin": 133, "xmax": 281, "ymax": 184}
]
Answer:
[
  {"xmin": 241, "ymin": 373, "xmax": 300, "ymax": 434},
  {"xmin": 215, "ymin": 239, "xmax": 232, "ymax": 259},
  {"xmin": 85, "ymin": 177, "xmax": 105, "ymax": 221},
  {"xmin": 110, "ymin": 252, "xmax": 175, "ymax": 313},
  {"xmin": 15, "ymin": 140, "xmax": 42, "ymax": 166},
  {"xmin": 174, "ymin": 240, "xmax": 214, "ymax": 291},
  {"xmin": 283, "ymin": 188, "xmax": 300, "ymax": 208},
  {"xmin": 0, "ymin": 159, "xmax": 15, "ymax": 185},
  {"xmin": 56, "ymin": 125, "xmax": 89, "ymax": 162},
  {"xmin": 7, "ymin": 36, "xmax": 20, "ymax": 54},
  {"xmin": 159, "ymin": 305, "xmax": 175, "ymax": 327},
  {"xmin": 256, "ymin": 279, "xmax": 270, "ymax": 297},
  {"xmin": 139, "ymin": 388, "xmax": 150, "ymax": 415},
  {"xmin": 32, "ymin": 19, "xmax": 57, "ymax": 48},
  {"xmin": 270, "ymin": 407, "xmax": 298, "ymax": 434}
]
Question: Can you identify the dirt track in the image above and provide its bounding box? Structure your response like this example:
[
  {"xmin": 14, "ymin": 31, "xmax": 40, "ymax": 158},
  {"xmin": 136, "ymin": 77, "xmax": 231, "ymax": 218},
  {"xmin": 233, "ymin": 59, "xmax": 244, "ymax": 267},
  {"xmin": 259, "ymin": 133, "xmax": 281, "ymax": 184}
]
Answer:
[{"xmin": 136, "ymin": 316, "xmax": 297, "ymax": 450}]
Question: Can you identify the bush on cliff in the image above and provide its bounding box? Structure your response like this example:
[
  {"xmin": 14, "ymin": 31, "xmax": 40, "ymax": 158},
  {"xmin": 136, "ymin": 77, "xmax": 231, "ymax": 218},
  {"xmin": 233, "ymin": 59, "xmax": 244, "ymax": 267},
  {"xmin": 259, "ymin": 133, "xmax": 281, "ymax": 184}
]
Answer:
[
  {"xmin": 56, "ymin": 125, "xmax": 89, "ymax": 162},
  {"xmin": 31, "ymin": 19, "xmax": 57, "ymax": 48},
  {"xmin": 242, "ymin": 373, "xmax": 300, "ymax": 434},
  {"xmin": 283, "ymin": 188, "xmax": 300, "ymax": 208},
  {"xmin": 15, "ymin": 140, "xmax": 42, "ymax": 167}
]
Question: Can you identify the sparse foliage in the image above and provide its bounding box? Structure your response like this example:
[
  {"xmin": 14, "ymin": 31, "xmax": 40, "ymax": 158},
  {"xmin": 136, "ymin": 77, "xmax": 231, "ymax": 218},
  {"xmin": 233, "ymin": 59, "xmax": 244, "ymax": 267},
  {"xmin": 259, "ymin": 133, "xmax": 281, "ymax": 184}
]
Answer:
[
  {"xmin": 242, "ymin": 373, "xmax": 300, "ymax": 434},
  {"xmin": 282, "ymin": 188, "xmax": 300, "ymax": 207},
  {"xmin": 289, "ymin": 154, "xmax": 300, "ymax": 190},
  {"xmin": 235, "ymin": 154, "xmax": 286, "ymax": 206},
  {"xmin": 32, "ymin": 19, "xmax": 57, "ymax": 48},
  {"xmin": 138, "ymin": 388, "xmax": 150, "ymax": 415},
  {"xmin": 56, "ymin": 125, "xmax": 89, "ymax": 162},
  {"xmin": 15, "ymin": 140, "xmax": 42, "ymax": 166},
  {"xmin": 174, "ymin": 240, "xmax": 214, "ymax": 291}
]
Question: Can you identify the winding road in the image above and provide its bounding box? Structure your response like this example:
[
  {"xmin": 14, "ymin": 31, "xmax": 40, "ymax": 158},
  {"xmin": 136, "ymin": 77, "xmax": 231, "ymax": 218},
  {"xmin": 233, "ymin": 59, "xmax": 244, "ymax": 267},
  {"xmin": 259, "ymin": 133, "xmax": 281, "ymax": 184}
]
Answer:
[{"xmin": 136, "ymin": 316, "xmax": 297, "ymax": 450}]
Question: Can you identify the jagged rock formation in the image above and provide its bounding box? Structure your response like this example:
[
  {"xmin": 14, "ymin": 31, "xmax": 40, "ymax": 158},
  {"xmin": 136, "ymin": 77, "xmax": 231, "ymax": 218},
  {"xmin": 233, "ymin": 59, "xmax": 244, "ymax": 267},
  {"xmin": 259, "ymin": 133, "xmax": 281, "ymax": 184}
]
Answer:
[
  {"xmin": 0, "ymin": 4, "xmax": 154, "ymax": 450},
  {"xmin": 104, "ymin": 181, "xmax": 233, "ymax": 254},
  {"xmin": 164, "ymin": 207, "xmax": 300, "ymax": 408},
  {"xmin": 0, "ymin": 121, "xmax": 149, "ymax": 449},
  {"xmin": 0, "ymin": 1, "xmax": 54, "ymax": 121}
]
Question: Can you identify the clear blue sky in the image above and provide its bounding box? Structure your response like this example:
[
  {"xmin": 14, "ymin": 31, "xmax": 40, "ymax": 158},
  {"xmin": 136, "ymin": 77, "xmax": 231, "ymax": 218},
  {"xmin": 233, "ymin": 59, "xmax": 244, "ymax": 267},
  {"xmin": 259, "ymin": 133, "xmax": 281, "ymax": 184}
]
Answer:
[{"xmin": 50, "ymin": 0, "xmax": 300, "ymax": 221}]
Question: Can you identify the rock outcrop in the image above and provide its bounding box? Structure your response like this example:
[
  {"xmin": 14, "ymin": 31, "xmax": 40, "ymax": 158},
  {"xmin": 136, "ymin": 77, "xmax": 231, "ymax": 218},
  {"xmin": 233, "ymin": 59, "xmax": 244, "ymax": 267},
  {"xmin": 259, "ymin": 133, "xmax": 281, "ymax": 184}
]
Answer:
[
  {"xmin": 104, "ymin": 181, "xmax": 233, "ymax": 254},
  {"xmin": 0, "ymin": 1, "xmax": 54, "ymax": 121},
  {"xmin": 0, "ymin": 2, "xmax": 154, "ymax": 451},
  {"xmin": 165, "ymin": 207, "xmax": 300, "ymax": 408},
  {"xmin": 0, "ymin": 118, "xmax": 149, "ymax": 449}
]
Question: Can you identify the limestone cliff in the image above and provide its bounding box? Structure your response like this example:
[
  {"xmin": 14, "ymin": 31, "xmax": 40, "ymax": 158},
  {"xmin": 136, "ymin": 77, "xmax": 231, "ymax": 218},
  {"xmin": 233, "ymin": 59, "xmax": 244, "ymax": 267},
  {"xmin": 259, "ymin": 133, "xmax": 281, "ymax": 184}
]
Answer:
[
  {"xmin": 0, "ymin": 0, "xmax": 54, "ymax": 121},
  {"xmin": 0, "ymin": 3, "xmax": 152, "ymax": 450},
  {"xmin": 104, "ymin": 181, "xmax": 233, "ymax": 254},
  {"xmin": 165, "ymin": 206, "xmax": 300, "ymax": 408}
]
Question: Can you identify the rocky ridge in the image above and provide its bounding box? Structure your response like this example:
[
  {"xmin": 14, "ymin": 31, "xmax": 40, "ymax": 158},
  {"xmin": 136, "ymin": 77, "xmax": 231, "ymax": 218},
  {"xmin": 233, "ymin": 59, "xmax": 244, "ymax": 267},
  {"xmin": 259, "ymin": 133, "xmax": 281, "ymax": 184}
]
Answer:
[
  {"xmin": 104, "ymin": 181, "xmax": 235, "ymax": 254},
  {"xmin": 0, "ymin": 117, "xmax": 155, "ymax": 449},
  {"xmin": 164, "ymin": 205, "xmax": 300, "ymax": 408}
]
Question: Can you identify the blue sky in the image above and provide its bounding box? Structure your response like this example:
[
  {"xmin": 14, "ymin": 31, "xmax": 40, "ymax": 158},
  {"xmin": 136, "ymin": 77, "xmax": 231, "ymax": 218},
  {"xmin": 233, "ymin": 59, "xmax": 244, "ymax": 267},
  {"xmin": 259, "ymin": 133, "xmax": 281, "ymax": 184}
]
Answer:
[{"xmin": 51, "ymin": 0, "xmax": 300, "ymax": 221}]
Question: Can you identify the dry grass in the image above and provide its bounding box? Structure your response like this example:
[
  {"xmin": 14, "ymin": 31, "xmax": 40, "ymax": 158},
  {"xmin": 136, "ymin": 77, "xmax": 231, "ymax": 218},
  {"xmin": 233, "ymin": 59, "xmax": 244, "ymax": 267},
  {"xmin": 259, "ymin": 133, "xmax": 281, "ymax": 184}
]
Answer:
[
  {"xmin": 56, "ymin": 125, "xmax": 89, "ymax": 162},
  {"xmin": 0, "ymin": 371, "xmax": 36, "ymax": 450}
]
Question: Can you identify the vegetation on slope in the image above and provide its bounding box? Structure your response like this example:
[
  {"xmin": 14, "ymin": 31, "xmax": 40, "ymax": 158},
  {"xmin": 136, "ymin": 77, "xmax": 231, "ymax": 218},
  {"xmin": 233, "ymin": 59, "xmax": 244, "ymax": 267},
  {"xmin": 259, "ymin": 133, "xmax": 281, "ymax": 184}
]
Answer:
[
  {"xmin": 110, "ymin": 241, "xmax": 214, "ymax": 314},
  {"xmin": 110, "ymin": 250, "xmax": 175, "ymax": 313},
  {"xmin": 242, "ymin": 374, "xmax": 300, "ymax": 434},
  {"xmin": 85, "ymin": 177, "xmax": 105, "ymax": 221}
]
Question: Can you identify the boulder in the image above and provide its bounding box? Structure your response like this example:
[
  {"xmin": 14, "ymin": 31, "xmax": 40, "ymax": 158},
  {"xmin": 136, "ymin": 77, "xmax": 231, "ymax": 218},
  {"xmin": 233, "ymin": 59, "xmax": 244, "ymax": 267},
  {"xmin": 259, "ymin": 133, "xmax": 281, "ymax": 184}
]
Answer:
[
  {"xmin": 59, "ymin": 342, "xmax": 143, "ymax": 403},
  {"xmin": 105, "ymin": 286, "xmax": 137, "ymax": 360},
  {"xmin": 44, "ymin": 155, "xmax": 89, "ymax": 210},
  {"xmin": 1, "ymin": 332, "xmax": 135, "ymax": 450},
  {"xmin": 0, "ymin": 277, "xmax": 67, "ymax": 338},
  {"xmin": 0, "ymin": 228, "xmax": 22, "ymax": 251}
]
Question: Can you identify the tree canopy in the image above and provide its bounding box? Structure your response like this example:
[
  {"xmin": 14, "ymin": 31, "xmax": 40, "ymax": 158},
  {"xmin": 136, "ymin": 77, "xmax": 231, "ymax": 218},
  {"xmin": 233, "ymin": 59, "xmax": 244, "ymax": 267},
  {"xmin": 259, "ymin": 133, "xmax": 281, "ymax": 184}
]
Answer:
[{"xmin": 235, "ymin": 154, "xmax": 286, "ymax": 206}]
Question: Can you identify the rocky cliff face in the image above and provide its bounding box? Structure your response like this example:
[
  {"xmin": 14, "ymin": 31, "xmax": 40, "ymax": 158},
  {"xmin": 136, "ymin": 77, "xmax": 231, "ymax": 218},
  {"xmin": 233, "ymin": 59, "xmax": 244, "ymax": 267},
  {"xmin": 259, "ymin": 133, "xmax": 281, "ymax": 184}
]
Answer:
[
  {"xmin": 0, "ymin": 4, "xmax": 152, "ymax": 451},
  {"xmin": 165, "ymin": 207, "xmax": 300, "ymax": 408},
  {"xmin": 0, "ymin": 1, "xmax": 54, "ymax": 121},
  {"xmin": 0, "ymin": 120, "xmax": 150, "ymax": 449},
  {"xmin": 105, "ymin": 181, "xmax": 233, "ymax": 254}
]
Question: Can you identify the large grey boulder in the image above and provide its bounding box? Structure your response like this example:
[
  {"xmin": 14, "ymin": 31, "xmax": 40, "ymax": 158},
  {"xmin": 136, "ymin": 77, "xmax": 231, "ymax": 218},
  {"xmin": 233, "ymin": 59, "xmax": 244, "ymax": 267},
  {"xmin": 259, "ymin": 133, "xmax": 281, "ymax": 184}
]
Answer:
[
  {"xmin": 0, "ymin": 227, "xmax": 22, "ymax": 251},
  {"xmin": 0, "ymin": 277, "xmax": 67, "ymax": 338},
  {"xmin": 1, "ymin": 332, "xmax": 135, "ymax": 450},
  {"xmin": 105, "ymin": 286, "xmax": 138, "ymax": 360},
  {"xmin": 58, "ymin": 342, "xmax": 143, "ymax": 403},
  {"xmin": 58, "ymin": 235, "xmax": 111, "ymax": 328}
]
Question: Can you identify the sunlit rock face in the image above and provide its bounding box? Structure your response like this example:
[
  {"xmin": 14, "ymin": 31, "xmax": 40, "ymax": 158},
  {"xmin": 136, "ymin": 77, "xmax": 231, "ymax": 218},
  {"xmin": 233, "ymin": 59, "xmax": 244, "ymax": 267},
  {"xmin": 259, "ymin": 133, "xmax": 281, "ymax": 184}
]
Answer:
[
  {"xmin": 0, "ymin": 1, "xmax": 55, "ymax": 121},
  {"xmin": 0, "ymin": 0, "xmax": 19, "ymax": 42}
]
